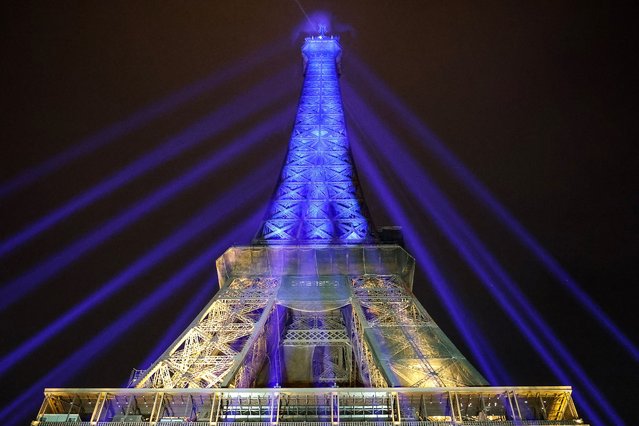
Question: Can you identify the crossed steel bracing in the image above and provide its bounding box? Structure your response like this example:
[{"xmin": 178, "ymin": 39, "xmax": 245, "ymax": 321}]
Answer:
[
  {"xmin": 281, "ymin": 310, "xmax": 353, "ymax": 385},
  {"xmin": 132, "ymin": 273, "xmax": 485, "ymax": 389},
  {"xmin": 255, "ymin": 36, "xmax": 374, "ymax": 244},
  {"xmin": 132, "ymin": 277, "xmax": 280, "ymax": 389}
]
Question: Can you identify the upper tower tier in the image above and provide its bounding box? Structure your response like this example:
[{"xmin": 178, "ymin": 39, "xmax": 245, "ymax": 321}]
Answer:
[{"xmin": 254, "ymin": 33, "xmax": 376, "ymax": 245}]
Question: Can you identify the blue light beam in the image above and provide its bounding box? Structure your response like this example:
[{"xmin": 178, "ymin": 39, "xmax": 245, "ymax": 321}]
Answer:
[
  {"xmin": 0, "ymin": 109, "xmax": 291, "ymax": 311},
  {"xmin": 349, "ymin": 130, "xmax": 506, "ymax": 386},
  {"xmin": 0, "ymin": 68, "xmax": 294, "ymax": 257},
  {"xmin": 348, "ymin": 54, "xmax": 639, "ymax": 362},
  {"xmin": 0, "ymin": 211, "xmax": 264, "ymax": 426},
  {"xmin": 134, "ymin": 278, "xmax": 213, "ymax": 381},
  {"xmin": 0, "ymin": 160, "xmax": 275, "ymax": 377},
  {"xmin": 345, "ymin": 84, "xmax": 620, "ymax": 425},
  {"xmin": 0, "ymin": 39, "xmax": 288, "ymax": 200}
]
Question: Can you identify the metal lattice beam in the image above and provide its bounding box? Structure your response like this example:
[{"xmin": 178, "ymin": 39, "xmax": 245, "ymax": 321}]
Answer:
[
  {"xmin": 133, "ymin": 278, "xmax": 280, "ymax": 389},
  {"xmin": 351, "ymin": 275, "xmax": 487, "ymax": 387},
  {"xmin": 255, "ymin": 36, "xmax": 374, "ymax": 244}
]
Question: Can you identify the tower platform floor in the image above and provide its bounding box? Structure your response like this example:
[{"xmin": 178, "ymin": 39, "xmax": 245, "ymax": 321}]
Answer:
[{"xmin": 32, "ymin": 386, "xmax": 586, "ymax": 425}]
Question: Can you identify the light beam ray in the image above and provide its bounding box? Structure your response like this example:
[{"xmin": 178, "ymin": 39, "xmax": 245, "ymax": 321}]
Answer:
[
  {"xmin": 386, "ymin": 154, "xmax": 618, "ymax": 425},
  {"xmin": 347, "ymin": 54, "xmax": 639, "ymax": 362},
  {"xmin": 0, "ymin": 67, "xmax": 294, "ymax": 258},
  {"xmin": 345, "ymin": 84, "xmax": 619, "ymax": 425},
  {"xmin": 349, "ymin": 130, "xmax": 506, "ymax": 386},
  {"xmin": 0, "ymin": 160, "xmax": 275, "ymax": 377},
  {"xmin": 414, "ymin": 172, "xmax": 624, "ymax": 423},
  {"xmin": 133, "ymin": 277, "xmax": 213, "ymax": 384},
  {"xmin": 0, "ymin": 212, "xmax": 263, "ymax": 426},
  {"xmin": 454, "ymin": 214, "xmax": 622, "ymax": 424},
  {"xmin": 0, "ymin": 109, "xmax": 291, "ymax": 311},
  {"xmin": 0, "ymin": 39, "xmax": 288, "ymax": 200}
]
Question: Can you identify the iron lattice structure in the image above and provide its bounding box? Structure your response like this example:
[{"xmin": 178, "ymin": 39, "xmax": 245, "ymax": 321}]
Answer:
[
  {"xmin": 132, "ymin": 277, "xmax": 280, "ymax": 389},
  {"xmin": 255, "ymin": 34, "xmax": 374, "ymax": 244},
  {"xmin": 131, "ymin": 243, "xmax": 485, "ymax": 390},
  {"xmin": 32, "ymin": 32, "xmax": 586, "ymax": 425}
]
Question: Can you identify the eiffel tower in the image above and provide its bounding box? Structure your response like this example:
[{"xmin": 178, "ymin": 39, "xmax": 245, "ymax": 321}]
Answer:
[{"xmin": 32, "ymin": 30, "xmax": 586, "ymax": 425}]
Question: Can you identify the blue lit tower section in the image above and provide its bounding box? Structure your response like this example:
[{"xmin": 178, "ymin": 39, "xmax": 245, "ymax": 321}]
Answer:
[{"xmin": 255, "ymin": 32, "xmax": 374, "ymax": 244}]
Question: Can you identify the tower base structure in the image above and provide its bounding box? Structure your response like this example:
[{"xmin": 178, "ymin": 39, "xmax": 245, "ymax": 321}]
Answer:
[{"xmin": 31, "ymin": 246, "xmax": 587, "ymax": 425}]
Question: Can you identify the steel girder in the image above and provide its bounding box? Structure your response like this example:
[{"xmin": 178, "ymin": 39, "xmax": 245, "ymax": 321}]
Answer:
[{"xmin": 133, "ymin": 278, "xmax": 280, "ymax": 389}]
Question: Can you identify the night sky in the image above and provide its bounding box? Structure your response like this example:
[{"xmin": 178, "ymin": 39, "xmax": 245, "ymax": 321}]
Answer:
[{"xmin": 1, "ymin": 2, "xmax": 637, "ymax": 425}]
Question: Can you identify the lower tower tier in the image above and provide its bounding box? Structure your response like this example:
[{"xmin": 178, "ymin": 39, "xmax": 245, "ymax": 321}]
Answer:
[
  {"xmin": 130, "ymin": 245, "xmax": 486, "ymax": 389},
  {"xmin": 31, "ymin": 246, "xmax": 586, "ymax": 424}
]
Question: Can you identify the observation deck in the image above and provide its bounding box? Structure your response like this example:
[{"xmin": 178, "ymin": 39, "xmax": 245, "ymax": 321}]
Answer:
[{"xmin": 33, "ymin": 386, "xmax": 585, "ymax": 425}]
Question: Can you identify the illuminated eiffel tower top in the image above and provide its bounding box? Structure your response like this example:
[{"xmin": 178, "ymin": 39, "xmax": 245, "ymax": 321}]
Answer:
[{"xmin": 255, "ymin": 30, "xmax": 375, "ymax": 245}]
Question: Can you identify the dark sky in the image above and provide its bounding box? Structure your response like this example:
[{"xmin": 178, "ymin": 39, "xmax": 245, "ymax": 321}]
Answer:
[{"xmin": 1, "ymin": 2, "xmax": 637, "ymax": 425}]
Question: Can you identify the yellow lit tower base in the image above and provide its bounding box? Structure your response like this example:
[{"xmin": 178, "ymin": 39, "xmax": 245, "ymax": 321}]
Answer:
[{"xmin": 33, "ymin": 30, "xmax": 586, "ymax": 425}]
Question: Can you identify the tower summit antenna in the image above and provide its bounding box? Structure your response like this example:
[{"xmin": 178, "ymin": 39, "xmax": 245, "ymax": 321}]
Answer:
[{"xmin": 318, "ymin": 24, "xmax": 327, "ymax": 38}]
